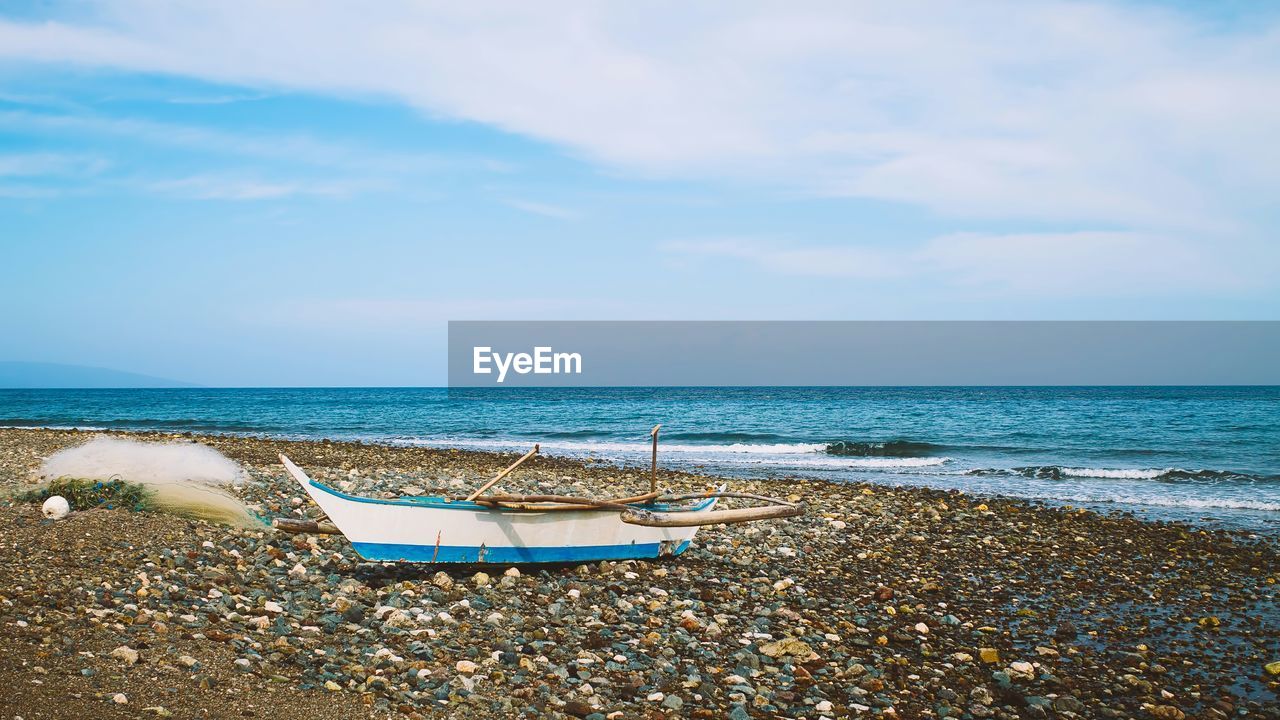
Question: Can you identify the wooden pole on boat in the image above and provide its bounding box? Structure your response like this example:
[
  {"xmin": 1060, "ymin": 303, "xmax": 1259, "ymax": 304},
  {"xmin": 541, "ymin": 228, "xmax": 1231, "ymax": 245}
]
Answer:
[
  {"xmin": 650, "ymin": 424, "xmax": 661, "ymax": 494},
  {"xmin": 621, "ymin": 503, "xmax": 805, "ymax": 527},
  {"xmin": 466, "ymin": 444, "xmax": 539, "ymax": 502}
]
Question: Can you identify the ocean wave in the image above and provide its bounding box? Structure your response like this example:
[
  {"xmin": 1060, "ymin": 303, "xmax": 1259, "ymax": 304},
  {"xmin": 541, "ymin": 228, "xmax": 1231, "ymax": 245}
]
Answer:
[
  {"xmin": 397, "ymin": 436, "xmax": 951, "ymax": 469},
  {"xmin": 824, "ymin": 439, "xmax": 944, "ymax": 457},
  {"xmin": 1060, "ymin": 467, "xmax": 1168, "ymax": 479},
  {"xmin": 662, "ymin": 431, "xmax": 788, "ymax": 442},
  {"xmin": 426, "ymin": 436, "xmax": 953, "ymax": 458},
  {"xmin": 398, "ymin": 437, "xmax": 830, "ymax": 455},
  {"xmin": 969, "ymin": 466, "xmax": 1278, "ymax": 483},
  {"xmin": 773, "ymin": 456, "xmax": 951, "ymax": 469},
  {"xmin": 654, "ymin": 442, "xmax": 826, "ymax": 455},
  {"xmin": 537, "ymin": 429, "xmax": 609, "ymax": 439},
  {"xmin": 1084, "ymin": 495, "xmax": 1280, "ymax": 512}
]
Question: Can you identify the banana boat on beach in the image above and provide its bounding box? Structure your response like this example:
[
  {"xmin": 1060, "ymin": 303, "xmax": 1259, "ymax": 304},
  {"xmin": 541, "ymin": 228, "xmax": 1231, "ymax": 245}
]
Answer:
[{"xmin": 277, "ymin": 426, "xmax": 803, "ymax": 564}]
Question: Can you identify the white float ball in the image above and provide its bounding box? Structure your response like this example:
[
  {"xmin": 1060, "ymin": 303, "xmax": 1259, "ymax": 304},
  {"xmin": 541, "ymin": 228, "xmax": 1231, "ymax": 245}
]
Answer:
[{"xmin": 42, "ymin": 495, "xmax": 70, "ymax": 520}]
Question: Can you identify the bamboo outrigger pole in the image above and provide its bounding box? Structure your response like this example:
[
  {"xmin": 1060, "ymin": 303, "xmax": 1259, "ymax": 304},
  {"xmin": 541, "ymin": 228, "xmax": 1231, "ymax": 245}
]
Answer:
[
  {"xmin": 466, "ymin": 444, "xmax": 539, "ymax": 502},
  {"xmin": 650, "ymin": 424, "xmax": 661, "ymax": 494},
  {"xmin": 621, "ymin": 503, "xmax": 804, "ymax": 527},
  {"xmin": 621, "ymin": 490, "xmax": 805, "ymax": 527}
]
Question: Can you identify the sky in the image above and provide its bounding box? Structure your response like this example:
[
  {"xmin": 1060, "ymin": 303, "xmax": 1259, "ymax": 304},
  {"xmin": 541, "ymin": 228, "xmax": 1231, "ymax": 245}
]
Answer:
[{"xmin": 1, "ymin": 1, "xmax": 1278, "ymax": 386}]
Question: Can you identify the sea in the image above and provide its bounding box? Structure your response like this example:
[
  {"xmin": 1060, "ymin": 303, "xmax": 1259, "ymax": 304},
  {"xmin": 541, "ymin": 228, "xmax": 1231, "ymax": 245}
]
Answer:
[{"xmin": 2, "ymin": 386, "xmax": 1277, "ymax": 534}]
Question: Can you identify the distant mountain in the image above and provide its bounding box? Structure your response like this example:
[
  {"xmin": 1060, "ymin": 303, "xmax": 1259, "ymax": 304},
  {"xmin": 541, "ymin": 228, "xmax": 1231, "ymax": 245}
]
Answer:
[{"xmin": 0, "ymin": 362, "xmax": 197, "ymax": 389}]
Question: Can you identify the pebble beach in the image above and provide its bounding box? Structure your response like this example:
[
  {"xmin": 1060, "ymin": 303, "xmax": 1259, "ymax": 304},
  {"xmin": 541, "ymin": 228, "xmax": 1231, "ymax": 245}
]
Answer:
[{"xmin": 1, "ymin": 427, "xmax": 1278, "ymax": 719}]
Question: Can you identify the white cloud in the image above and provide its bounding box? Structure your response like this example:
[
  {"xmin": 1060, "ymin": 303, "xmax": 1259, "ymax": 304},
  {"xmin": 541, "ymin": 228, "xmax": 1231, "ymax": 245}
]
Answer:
[
  {"xmin": 0, "ymin": 152, "xmax": 107, "ymax": 177},
  {"xmin": 0, "ymin": 109, "xmax": 508, "ymax": 201},
  {"xmin": 1, "ymin": 2, "xmax": 1278, "ymax": 301},
  {"xmin": 149, "ymin": 174, "xmax": 368, "ymax": 200},
  {"xmin": 0, "ymin": 185, "xmax": 60, "ymax": 198},
  {"xmin": 1, "ymin": 2, "xmax": 1277, "ymax": 231},
  {"xmin": 250, "ymin": 297, "xmax": 644, "ymax": 330},
  {"xmin": 917, "ymin": 232, "xmax": 1254, "ymax": 294},
  {"xmin": 0, "ymin": 151, "xmax": 108, "ymax": 198},
  {"xmin": 662, "ymin": 239, "xmax": 904, "ymax": 280},
  {"xmin": 0, "ymin": 17, "xmax": 165, "ymax": 67},
  {"xmin": 165, "ymin": 92, "xmax": 270, "ymax": 105},
  {"xmin": 503, "ymin": 198, "xmax": 579, "ymax": 220},
  {"xmin": 0, "ymin": 110, "xmax": 459, "ymax": 176},
  {"xmin": 664, "ymin": 232, "xmax": 1262, "ymax": 296}
]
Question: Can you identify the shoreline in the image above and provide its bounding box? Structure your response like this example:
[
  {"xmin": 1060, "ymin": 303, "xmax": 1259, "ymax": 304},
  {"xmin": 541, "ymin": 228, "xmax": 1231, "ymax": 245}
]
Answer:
[
  {"xmin": 1, "ymin": 427, "xmax": 1278, "ymax": 718},
  {"xmin": 3, "ymin": 422, "xmax": 1276, "ymax": 537},
  {"xmin": 4, "ymin": 386, "xmax": 1277, "ymax": 531}
]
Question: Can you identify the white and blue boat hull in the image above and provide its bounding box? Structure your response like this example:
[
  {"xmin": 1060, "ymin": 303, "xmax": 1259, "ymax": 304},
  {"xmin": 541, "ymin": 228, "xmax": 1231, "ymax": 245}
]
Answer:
[{"xmin": 282, "ymin": 455, "xmax": 714, "ymax": 564}]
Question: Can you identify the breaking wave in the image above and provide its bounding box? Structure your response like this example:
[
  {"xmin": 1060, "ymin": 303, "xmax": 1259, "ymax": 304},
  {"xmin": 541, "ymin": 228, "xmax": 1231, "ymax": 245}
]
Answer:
[
  {"xmin": 662, "ymin": 431, "xmax": 788, "ymax": 442},
  {"xmin": 1083, "ymin": 495, "xmax": 1280, "ymax": 512},
  {"xmin": 399, "ymin": 437, "xmax": 827, "ymax": 455},
  {"xmin": 968, "ymin": 466, "xmax": 1279, "ymax": 483},
  {"xmin": 824, "ymin": 440, "xmax": 946, "ymax": 457},
  {"xmin": 397, "ymin": 437, "xmax": 951, "ymax": 469},
  {"xmin": 772, "ymin": 456, "xmax": 951, "ymax": 469}
]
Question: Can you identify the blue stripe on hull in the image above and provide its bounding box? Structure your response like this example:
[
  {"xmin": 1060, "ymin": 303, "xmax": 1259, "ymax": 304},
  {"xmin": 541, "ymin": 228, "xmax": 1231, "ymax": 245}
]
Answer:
[{"xmin": 350, "ymin": 539, "xmax": 692, "ymax": 564}]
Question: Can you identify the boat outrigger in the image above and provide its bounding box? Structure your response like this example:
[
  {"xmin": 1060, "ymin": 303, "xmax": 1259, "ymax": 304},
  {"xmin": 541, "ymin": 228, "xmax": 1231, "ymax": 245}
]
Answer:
[{"xmin": 276, "ymin": 425, "xmax": 804, "ymax": 564}]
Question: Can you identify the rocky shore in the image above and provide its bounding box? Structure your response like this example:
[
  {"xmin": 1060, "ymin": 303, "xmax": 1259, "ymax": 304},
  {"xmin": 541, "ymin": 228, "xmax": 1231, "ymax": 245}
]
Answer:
[{"xmin": 1, "ymin": 427, "xmax": 1277, "ymax": 719}]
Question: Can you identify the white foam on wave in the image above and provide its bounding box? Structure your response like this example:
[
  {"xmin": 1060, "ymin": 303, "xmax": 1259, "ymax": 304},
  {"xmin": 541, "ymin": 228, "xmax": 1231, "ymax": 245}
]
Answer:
[
  {"xmin": 397, "ymin": 436, "xmax": 950, "ymax": 469},
  {"xmin": 400, "ymin": 437, "xmax": 828, "ymax": 455},
  {"xmin": 1090, "ymin": 495, "xmax": 1280, "ymax": 512},
  {"xmin": 1059, "ymin": 467, "xmax": 1170, "ymax": 480},
  {"xmin": 771, "ymin": 456, "xmax": 951, "ymax": 469}
]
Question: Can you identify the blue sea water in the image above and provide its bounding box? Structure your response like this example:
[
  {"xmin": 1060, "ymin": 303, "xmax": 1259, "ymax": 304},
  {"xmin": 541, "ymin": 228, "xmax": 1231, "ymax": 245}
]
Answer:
[{"xmin": 1, "ymin": 386, "xmax": 1277, "ymax": 533}]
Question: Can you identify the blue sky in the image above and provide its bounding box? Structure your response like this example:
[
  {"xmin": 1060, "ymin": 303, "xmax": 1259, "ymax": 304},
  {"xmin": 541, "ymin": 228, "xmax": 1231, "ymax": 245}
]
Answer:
[{"xmin": 1, "ymin": 1, "xmax": 1278, "ymax": 386}]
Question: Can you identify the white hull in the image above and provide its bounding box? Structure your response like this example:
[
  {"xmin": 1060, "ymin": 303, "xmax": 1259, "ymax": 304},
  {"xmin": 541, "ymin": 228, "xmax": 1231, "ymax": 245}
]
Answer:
[{"xmin": 281, "ymin": 455, "xmax": 714, "ymax": 563}]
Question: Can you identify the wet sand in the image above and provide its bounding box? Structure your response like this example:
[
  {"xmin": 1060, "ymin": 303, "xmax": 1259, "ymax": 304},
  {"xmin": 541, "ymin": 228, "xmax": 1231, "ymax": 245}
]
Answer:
[{"xmin": 1, "ymin": 428, "xmax": 1277, "ymax": 719}]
